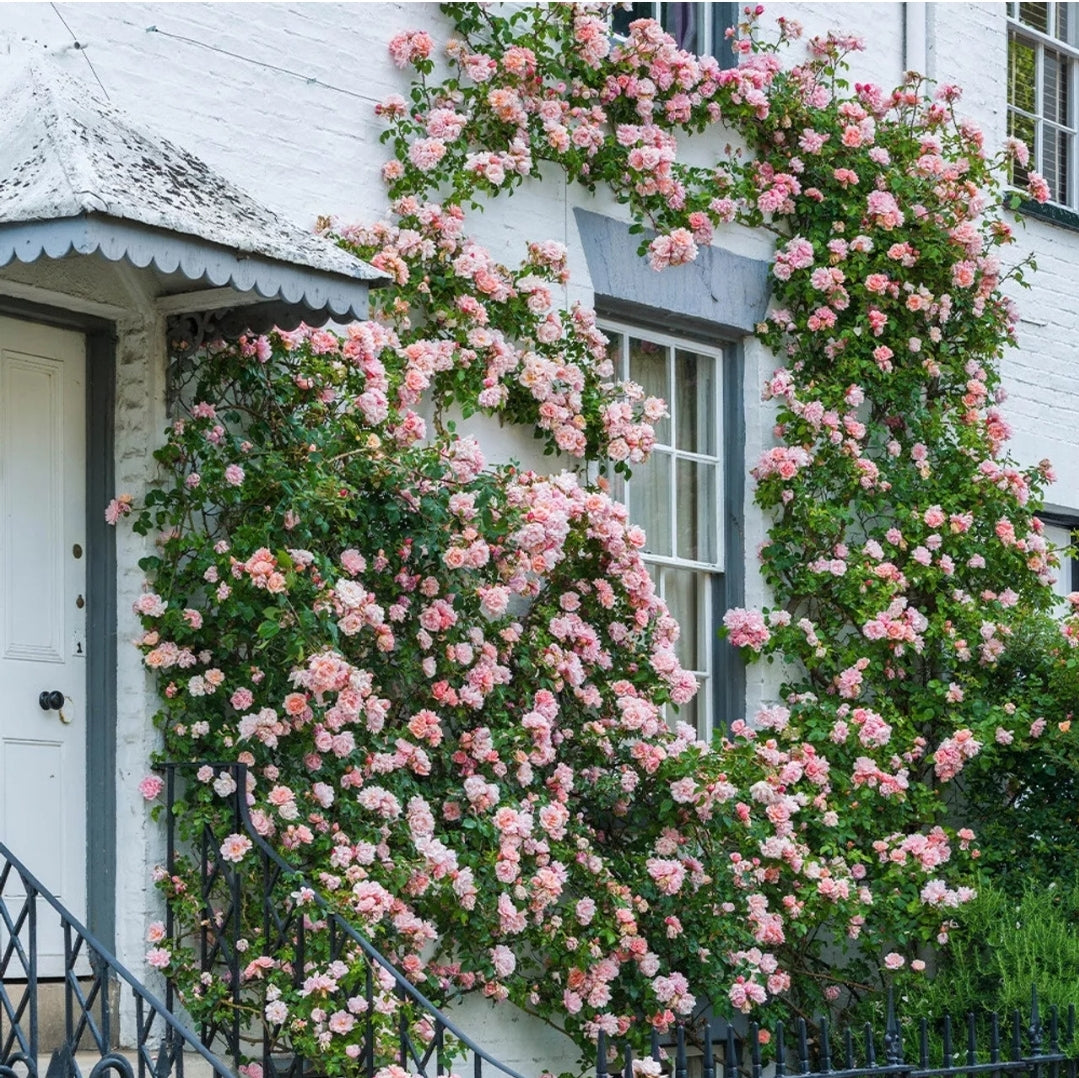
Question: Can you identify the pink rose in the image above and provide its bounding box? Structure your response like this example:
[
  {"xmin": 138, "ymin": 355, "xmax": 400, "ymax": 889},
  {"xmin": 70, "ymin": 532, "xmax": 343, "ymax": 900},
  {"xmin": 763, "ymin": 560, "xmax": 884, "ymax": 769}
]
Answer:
[
  {"xmin": 219, "ymin": 833, "xmax": 253, "ymax": 863},
  {"xmin": 139, "ymin": 775, "xmax": 164, "ymax": 801},
  {"xmin": 146, "ymin": 947, "xmax": 171, "ymax": 969}
]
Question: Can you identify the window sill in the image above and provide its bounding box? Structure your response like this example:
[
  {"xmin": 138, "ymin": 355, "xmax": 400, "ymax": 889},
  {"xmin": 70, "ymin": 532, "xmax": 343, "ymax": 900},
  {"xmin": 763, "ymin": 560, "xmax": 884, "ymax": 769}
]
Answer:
[{"xmin": 1016, "ymin": 197, "xmax": 1079, "ymax": 233}]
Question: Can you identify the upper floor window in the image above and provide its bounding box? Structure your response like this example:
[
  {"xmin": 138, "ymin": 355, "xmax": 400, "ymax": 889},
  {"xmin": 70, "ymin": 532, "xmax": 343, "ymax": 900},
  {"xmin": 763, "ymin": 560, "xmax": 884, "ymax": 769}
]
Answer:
[
  {"xmin": 1008, "ymin": 2, "xmax": 1079, "ymax": 206},
  {"xmin": 611, "ymin": 2, "xmax": 736, "ymax": 63},
  {"xmin": 603, "ymin": 321, "xmax": 725, "ymax": 739}
]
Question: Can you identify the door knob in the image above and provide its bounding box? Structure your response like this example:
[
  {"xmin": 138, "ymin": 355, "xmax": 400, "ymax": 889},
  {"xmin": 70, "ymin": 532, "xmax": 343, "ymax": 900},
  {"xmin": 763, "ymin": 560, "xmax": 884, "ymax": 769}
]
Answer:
[{"xmin": 39, "ymin": 690, "xmax": 64, "ymax": 711}]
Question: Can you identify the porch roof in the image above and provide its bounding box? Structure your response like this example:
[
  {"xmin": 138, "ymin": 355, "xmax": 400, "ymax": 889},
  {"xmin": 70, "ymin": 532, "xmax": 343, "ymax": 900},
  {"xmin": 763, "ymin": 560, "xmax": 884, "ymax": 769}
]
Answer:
[{"xmin": 0, "ymin": 62, "xmax": 383, "ymax": 327}]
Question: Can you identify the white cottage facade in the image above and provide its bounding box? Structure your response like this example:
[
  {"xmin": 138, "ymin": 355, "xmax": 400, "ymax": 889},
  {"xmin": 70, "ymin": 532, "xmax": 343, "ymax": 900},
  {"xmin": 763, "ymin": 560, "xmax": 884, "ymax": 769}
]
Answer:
[{"xmin": 0, "ymin": 3, "xmax": 1076, "ymax": 1074}]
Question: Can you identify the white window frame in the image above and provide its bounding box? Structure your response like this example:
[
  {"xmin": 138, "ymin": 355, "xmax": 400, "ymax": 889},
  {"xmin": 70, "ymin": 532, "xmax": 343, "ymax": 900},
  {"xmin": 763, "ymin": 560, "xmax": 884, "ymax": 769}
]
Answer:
[
  {"xmin": 1007, "ymin": 2, "xmax": 1079, "ymax": 208},
  {"xmin": 602, "ymin": 319, "xmax": 726, "ymax": 740}
]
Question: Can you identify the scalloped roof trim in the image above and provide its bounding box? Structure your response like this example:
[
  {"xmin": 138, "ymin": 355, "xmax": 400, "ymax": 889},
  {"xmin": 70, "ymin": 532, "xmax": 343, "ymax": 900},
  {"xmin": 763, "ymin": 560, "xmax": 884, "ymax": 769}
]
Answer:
[{"xmin": 0, "ymin": 61, "xmax": 382, "ymax": 288}]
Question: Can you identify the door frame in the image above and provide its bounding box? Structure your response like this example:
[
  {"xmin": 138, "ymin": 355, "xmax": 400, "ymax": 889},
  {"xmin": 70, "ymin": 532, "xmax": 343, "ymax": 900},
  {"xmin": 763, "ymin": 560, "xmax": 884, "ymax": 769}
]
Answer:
[{"xmin": 0, "ymin": 296, "xmax": 117, "ymax": 950}]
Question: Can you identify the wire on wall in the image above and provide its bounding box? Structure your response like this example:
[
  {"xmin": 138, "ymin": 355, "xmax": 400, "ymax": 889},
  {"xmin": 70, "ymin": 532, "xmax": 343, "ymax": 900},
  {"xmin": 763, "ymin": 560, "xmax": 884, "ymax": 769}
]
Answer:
[
  {"xmin": 50, "ymin": 3, "xmax": 111, "ymax": 100},
  {"xmin": 144, "ymin": 25, "xmax": 369, "ymax": 101}
]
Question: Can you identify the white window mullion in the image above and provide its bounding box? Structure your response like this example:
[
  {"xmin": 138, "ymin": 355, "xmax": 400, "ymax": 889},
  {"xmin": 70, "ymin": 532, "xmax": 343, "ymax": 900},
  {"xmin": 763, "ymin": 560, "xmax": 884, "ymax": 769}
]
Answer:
[
  {"xmin": 668, "ymin": 345, "xmax": 678, "ymax": 550},
  {"xmin": 1036, "ymin": 37, "xmax": 1045, "ymax": 186}
]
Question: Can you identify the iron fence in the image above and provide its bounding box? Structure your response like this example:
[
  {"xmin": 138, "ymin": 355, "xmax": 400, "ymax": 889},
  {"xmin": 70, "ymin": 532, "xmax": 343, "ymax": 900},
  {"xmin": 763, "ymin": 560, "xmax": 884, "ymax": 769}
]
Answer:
[{"xmin": 0, "ymin": 839, "xmax": 234, "ymax": 1078}]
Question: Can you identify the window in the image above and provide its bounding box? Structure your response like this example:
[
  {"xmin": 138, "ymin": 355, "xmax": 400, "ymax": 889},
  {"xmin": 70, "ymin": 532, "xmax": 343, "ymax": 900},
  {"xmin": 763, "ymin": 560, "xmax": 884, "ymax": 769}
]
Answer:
[
  {"xmin": 603, "ymin": 322, "xmax": 725, "ymax": 738},
  {"xmin": 611, "ymin": 2, "xmax": 737, "ymax": 64},
  {"xmin": 1008, "ymin": 2, "xmax": 1079, "ymax": 206},
  {"xmin": 1041, "ymin": 516, "xmax": 1078, "ymax": 605}
]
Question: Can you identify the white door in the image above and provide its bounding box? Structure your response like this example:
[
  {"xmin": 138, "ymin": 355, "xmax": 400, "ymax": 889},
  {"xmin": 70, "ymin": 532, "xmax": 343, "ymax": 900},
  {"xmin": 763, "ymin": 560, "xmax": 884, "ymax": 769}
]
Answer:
[{"xmin": 0, "ymin": 315, "xmax": 87, "ymax": 976}]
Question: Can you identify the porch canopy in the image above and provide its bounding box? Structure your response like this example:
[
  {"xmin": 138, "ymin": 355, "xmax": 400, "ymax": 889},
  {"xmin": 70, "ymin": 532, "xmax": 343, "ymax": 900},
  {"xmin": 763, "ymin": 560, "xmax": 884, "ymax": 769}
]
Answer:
[{"xmin": 0, "ymin": 62, "xmax": 383, "ymax": 337}]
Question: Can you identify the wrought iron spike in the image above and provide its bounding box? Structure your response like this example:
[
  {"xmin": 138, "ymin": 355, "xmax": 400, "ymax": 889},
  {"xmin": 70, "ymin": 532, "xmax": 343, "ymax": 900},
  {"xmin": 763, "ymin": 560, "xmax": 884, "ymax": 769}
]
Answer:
[
  {"xmin": 725, "ymin": 1022, "xmax": 738, "ymax": 1078},
  {"xmin": 775, "ymin": 1020, "xmax": 787, "ymax": 1078},
  {"xmin": 675, "ymin": 1023, "xmax": 688, "ymax": 1078},
  {"xmin": 885, "ymin": 988, "xmax": 903, "ymax": 1066}
]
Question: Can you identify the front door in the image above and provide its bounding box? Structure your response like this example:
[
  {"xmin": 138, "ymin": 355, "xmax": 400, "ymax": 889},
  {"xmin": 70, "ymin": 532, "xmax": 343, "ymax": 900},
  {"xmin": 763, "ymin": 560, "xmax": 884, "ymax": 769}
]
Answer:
[{"xmin": 0, "ymin": 315, "xmax": 87, "ymax": 973}]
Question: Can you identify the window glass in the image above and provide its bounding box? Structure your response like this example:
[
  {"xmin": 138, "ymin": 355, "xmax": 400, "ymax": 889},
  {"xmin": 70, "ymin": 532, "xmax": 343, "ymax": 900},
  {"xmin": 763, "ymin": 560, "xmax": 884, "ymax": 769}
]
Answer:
[
  {"xmin": 676, "ymin": 349, "xmax": 716, "ymax": 455},
  {"xmin": 611, "ymin": 2, "xmax": 656, "ymax": 38},
  {"xmin": 666, "ymin": 3, "xmax": 703, "ymax": 54},
  {"xmin": 1043, "ymin": 522, "xmax": 1077, "ymax": 602},
  {"xmin": 1010, "ymin": 34, "xmax": 1037, "ymax": 114},
  {"xmin": 1020, "ymin": 2, "xmax": 1050, "ymax": 34},
  {"xmin": 630, "ymin": 337, "xmax": 671, "ymax": 443},
  {"xmin": 633, "ymin": 450, "xmax": 673, "ymax": 557},
  {"xmin": 610, "ymin": 1, "xmax": 724, "ymax": 58}
]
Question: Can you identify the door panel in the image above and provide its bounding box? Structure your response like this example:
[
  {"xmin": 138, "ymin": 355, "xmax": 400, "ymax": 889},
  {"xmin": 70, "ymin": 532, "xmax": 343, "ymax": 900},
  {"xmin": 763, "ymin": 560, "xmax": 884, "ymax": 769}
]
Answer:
[{"xmin": 0, "ymin": 316, "xmax": 87, "ymax": 975}]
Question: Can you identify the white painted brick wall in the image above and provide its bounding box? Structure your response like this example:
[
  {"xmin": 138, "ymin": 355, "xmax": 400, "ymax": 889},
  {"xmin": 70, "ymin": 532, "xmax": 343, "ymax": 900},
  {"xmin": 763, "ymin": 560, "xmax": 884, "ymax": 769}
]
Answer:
[{"xmin": 2, "ymin": 1, "xmax": 1078, "ymax": 1065}]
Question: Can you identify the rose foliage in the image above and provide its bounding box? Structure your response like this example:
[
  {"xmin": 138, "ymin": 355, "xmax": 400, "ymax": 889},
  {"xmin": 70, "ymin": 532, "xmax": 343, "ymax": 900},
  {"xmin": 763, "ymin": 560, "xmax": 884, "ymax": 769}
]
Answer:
[{"xmin": 113, "ymin": 2, "xmax": 1079, "ymax": 1070}]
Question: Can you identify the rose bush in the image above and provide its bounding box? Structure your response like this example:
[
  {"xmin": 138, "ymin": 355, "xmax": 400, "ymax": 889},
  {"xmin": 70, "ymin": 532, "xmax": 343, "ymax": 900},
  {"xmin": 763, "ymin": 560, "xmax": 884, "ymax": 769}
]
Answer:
[{"xmin": 111, "ymin": 2, "xmax": 1079, "ymax": 1069}]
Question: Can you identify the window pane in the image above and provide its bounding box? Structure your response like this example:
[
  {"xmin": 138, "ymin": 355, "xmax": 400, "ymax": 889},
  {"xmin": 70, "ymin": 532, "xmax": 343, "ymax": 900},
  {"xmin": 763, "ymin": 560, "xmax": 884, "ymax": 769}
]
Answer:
[
  {"xmin": 1008, "ymin": 110, "xmax": 1036, "ymax": 186},
  {"xmin": 1058, "ymin": 2, "xmax": 1073, "ymax": 44},
  {"xmin": 1020, "ymin": 2, "xmax": 1050, "ymax": 33},
  {"xmin": 1010, "ymin": 35, "xmax": 1038, "ymax": 114},
  {"xmin": 675, "ymin": 350, "xmax": 716, "ymax": 454},
  {"xmin": 633, "ymin": 450, "xmax": 672, "ymax": 557},
  {"xmin": 1042, "ymin": 123, "xmax": 1073, "ymax": 202},
  {"xmin": 662, "ymin": 565, "xmax": 701, "ymax": 670},
  {"xmin": 1044, "ymin": 127, "xmax": 1062, "ymax": 196},
  {"xmin": 612, "ymin": 1, "xmax": 657, "ymax": 37},
  {"xmin": 629, "ymin": 337, "xmax": 671, "ymax": 444},
  {"xmin": 675, "ymin": 459, "xmax": 717, "ymax": 563},
  {"xmin": 1043, "ymin": 523, "xmax": 1075, "ymax": 599},
  {"xmin": 664, "ymin": 3, "xmax": 702, "ymax": 53},
  {"xmin": 1058, "ymin": 127, "xmax": 1072, "ymax": 200},
  {"xmin": 1044, "ymin": 48, "xmax": 1071, "ymax": 125}
]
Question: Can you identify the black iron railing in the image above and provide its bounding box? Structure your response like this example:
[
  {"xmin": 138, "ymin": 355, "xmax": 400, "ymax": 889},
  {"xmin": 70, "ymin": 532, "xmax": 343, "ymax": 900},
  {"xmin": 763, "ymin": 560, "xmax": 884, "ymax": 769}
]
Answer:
[
  {"xmin": 161, "ymin": 762, "xmax": 528, "ymax": 1078},
  {"xmin": 599, "ymin": 989, "xmax": 1079, "ymax": 1078},
  {"xmin": 0, "ymin": 839, "xmax": 234, "ymax": 1078}
]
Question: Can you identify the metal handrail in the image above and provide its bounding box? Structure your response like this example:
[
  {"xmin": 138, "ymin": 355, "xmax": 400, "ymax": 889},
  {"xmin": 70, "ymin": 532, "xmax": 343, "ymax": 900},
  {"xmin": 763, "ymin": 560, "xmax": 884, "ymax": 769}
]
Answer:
[
  {"xmin": 162, "ymin": 761, "xmax": 529, "ymax": 1078},
  {"xmin": 0, "ymin": 838, "xmax": 236, "ymax": 1078}
]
